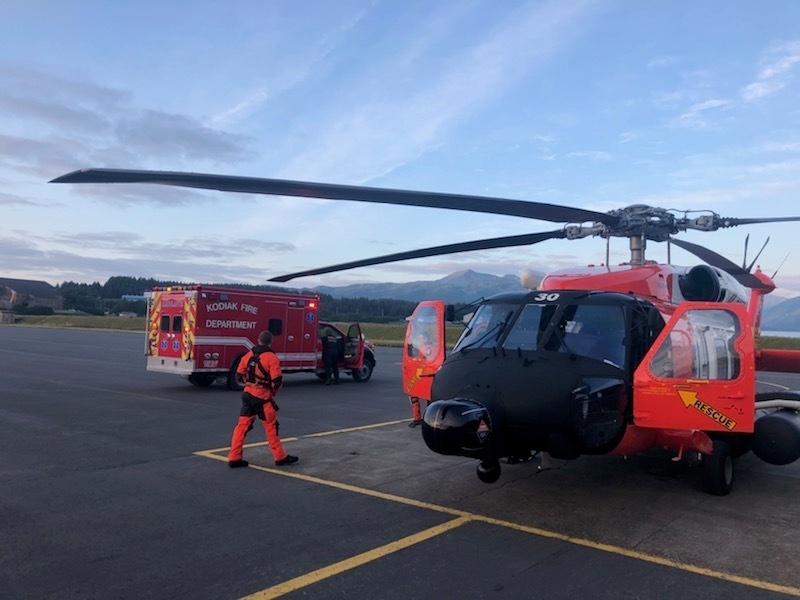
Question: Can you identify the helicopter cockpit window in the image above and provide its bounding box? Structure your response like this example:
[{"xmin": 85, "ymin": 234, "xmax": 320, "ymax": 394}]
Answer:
[
  {"xmin": 502, "ymin": 304, "xmax": 548, "ymax": 351},
  {"xmin": 555, "ymin": 304, "xmax": 626, "ymax": 367},
  {"xmin": 648, "ymin": 309, "xmax": 741, "ymax": 380},
  {"xmin": 453, "ymin": 303, "xmax": 515, "ymax": 351}
]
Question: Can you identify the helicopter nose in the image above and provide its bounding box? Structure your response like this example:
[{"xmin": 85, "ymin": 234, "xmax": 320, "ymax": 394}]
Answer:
[{"xmin": 421, "ymin": 398, "xmax": 492, "ymax": 459}]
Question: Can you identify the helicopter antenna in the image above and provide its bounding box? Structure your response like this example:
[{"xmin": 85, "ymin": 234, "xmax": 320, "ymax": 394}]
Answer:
[
  {"xmin": 747, "ymin": 237, "xmax": 770, "ymax": 272},
  {"xmin": 742, "ymin": 234, "xmax": 749, "ymax": 269},
  {"xmin": 771, "ymin": 252, "xmax": 789, "ymax": 279}
]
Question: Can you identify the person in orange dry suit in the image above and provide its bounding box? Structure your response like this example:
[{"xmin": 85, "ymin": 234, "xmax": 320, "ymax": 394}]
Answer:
[
  {"xmin": 228, "ymin": 330, "xmax": 299, "ymax": 468},
  {"xmin": 406, "ymin": 327, "xmax": 436, "ymax": 428}
]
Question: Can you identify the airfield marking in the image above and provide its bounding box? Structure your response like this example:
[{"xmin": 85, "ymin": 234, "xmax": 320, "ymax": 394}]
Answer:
[
  {"xmin": 240, "ymin": 517, "xmax": 472, "ymax": 599},
  {"xmin": 198, "ymin": 418, "xmax": 411, "ymax": 454},
  {"xmin": 195, "ymin": 423, "xmax": 800, "ymax": 599}
]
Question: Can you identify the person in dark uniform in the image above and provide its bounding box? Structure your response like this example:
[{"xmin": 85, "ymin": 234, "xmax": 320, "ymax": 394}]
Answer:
[{"xmin": 321, "ymin": 329, "xmax": 342, "ymax": 385}]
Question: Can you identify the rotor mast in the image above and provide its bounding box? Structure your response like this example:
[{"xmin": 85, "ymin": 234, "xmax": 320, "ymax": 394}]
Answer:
[{"xmin": 630, "ymin": 234, "xmax": 646, "ymax": 266}]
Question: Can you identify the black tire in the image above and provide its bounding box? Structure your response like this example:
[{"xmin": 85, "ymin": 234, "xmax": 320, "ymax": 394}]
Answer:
[
  {"xmin": 227, "ymin": 356, "xmax": 245, "ymax": 391},
  {"xmin": 187, "ymin": 373, "xmax": 215, "ymax": 387},
  {"xmin": 477, "ymin": 460, "xmax": 501, "ymax": 484},
  {"xmin": 352, "ymin": 354, "xmax": 375, "ymax": 383},
  {"xmin": 701, "ymin": 439, "xmax": 734, "ymax": 496}
]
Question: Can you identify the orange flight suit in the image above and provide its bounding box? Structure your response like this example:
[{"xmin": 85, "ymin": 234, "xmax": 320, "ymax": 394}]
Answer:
[{"xmin": 227, "ymin": 347, "xmax": 289, "ymax": 463}]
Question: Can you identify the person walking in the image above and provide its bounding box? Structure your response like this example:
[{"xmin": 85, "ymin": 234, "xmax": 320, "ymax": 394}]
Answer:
[{"xmin": 228, "ymin": 330, "xmax": 298, "ymax": 468}]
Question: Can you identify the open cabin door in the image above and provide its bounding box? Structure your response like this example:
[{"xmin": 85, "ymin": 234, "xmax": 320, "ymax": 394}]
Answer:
[
  {"xmin": 633, "ymin": 302, "xmax": 755, "ymax": 433},
  {"xmin": 402, "ymin": 301, "xmax": 447, "ymax": 400},
  {"xmin": 343, "ymin": 323, "xmax": 364, "ymax": 368}
]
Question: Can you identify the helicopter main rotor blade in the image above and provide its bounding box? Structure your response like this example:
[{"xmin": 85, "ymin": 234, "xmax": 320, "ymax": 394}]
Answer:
[
  {"xmin": 269, "ymin": 229, "xmax": 567, "ymax": 282},
  {"xmin": 718, "ymin": 216, "xmax": 800, "ymax": 227},
  {"xmin": 669, "ymin": 237, "xmax": 771, "ymax": 289},
  {"xmin": 51, "ymin": 168, "xmax": 619, "ymax": 225}
]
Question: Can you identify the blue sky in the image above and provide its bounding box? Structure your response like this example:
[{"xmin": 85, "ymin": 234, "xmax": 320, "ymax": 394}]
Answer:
[{"xmin": 2, "ymin": 1, "xmax": 800, "ymax": 297}]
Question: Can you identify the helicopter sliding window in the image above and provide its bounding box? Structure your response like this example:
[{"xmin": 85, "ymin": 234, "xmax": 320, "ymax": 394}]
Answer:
[
  {"xmin": 453, "ymin": 303, "xmax": 516, "ymax": 351},
  {"xmin": 648, "ymin": 309, "xmax": 741, "ymax": 380},
  {"xmin": 555, "ymin": 304, "xmax": 626, "ymax": 367}
]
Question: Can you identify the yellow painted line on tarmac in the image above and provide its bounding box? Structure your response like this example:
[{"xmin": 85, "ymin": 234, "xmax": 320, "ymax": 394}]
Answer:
[
  {"xmin": 195, "ymin": 424, "xmax": 800, "ymax": 599},
  {"xmin": 240, "ymin": 517, "xmax": 471, "ymax": 599},
  {"xmin": 197, "ymin": 418, "xmax": 411, "ymax": 454}
]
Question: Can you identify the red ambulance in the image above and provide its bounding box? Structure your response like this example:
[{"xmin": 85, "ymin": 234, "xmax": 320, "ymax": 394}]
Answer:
[{"xmin": 145, "ymin": 285, "xmax": 375, "ymax": 388}]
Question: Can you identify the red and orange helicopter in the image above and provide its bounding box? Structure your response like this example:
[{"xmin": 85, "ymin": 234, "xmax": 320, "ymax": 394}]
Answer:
[{"xmin": 52, "ymin": 168, "xmax": 800, "ymax": 494}]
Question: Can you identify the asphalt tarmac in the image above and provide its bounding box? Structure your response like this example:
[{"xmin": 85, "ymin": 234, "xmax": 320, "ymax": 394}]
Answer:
[{"xmin": 1, "ymin": 326, "xmax": 799, "ymax": 599}]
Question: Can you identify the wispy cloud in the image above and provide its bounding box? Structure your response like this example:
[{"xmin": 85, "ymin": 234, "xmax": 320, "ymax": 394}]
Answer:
[
  {"xmin": 276, "ymin": 1, "xmax": 600, "ymax": 183},
  {"xmin": 565, "ymin": 150, "xmax": 612, "ymax": 161},
  {"xmin": 740, "ymin": 40, "xmax": 800, "ymax": 101},
  {"xmin": 647, "ymin": 55, "xmax": 676, "ymax": 69},
  {"xmin": 206, "ymin": 7, "xmax": 371, "ymax": 129},
  {"xmin": 670, "ymin": 98, "xmax": 732, "ymax": 130},
  {"xmin": 0, "ymin": 64, "xmax": 257, "ymax": 183}
]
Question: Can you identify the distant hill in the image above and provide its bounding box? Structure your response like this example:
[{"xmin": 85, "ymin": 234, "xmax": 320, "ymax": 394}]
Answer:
[
  {"xmin": 761, "ymin": 295, "xmax": 800, "ymax": 332},
  {"xmin": 304, "ymin": 268, "xmax": 800, "ymax": 330},
  {"xmin": 308, "ymin": 269, "xmax": 527, "ymax": 303}
]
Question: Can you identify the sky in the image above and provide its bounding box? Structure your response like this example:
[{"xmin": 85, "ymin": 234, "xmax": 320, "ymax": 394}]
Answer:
[{"xmin": 2, "ymin": 1, "xmax": 800, "ymax": 297}]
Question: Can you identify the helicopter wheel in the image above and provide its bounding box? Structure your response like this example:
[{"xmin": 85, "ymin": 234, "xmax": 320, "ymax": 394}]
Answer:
[
  {"xmin": 701, "ymin": 440, "xmax": 734, "ymax": 496},
  {"xmin": 477, "ymin": 460, "xmax": 501, "ymax": 484}
]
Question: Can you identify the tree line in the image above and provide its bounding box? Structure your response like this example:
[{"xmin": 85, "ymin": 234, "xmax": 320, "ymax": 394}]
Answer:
[{"xmin": 52, "ymin": 276, "xmax": 418, "ymax": 322}]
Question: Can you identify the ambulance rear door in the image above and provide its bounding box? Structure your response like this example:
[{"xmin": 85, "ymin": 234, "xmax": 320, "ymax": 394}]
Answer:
[{"xmin": 147, "ymin": 289, "xmax": 197, "ymax": 374}]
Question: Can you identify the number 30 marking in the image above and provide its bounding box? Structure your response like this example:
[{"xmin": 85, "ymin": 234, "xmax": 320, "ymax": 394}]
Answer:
[{"xmin": 534, "ymin": 292, "xmax": 560, "ymax": 302}]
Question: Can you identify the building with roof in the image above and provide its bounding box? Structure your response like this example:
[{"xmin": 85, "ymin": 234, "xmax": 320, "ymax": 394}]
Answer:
[{"xmin": 0, "ymin": 278, "xmax": 63, "ymax": 311}]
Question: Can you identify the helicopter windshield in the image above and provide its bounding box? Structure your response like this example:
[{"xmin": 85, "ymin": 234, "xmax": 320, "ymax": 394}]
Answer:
[
  {"xmin": 553, "ymin": 304, "xmax": 626, "ymax": 367},
  {"xmin": 501, "ymin": 303, "xmax": 553, "ymax": 351},
  {"xmin": 454, "ymin": 303, "xmax": 516, "ymax": 351}
]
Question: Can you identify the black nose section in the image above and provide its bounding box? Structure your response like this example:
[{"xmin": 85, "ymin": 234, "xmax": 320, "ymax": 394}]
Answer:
[{"xmin": 421, "ymin": 398, "xmax": 492, "ymax": 458}]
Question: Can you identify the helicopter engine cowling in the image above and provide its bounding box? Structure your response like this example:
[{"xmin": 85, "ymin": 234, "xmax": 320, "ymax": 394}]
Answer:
[
  {"xmin": 678, "ymin": 265, "xmax": 748, "ymax": 304},
  {"xmin": 750, "ymin": 408, "xmax": 800, "ymax": 466},
  {"xmin": 421, "ymin": 398, "xmax": 493, "ymax": 459}
]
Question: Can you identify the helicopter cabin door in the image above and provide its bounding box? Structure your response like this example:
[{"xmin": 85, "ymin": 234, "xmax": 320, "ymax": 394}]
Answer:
[
  {"xmin": 402, "ymin": 301, "xmax": 447, "ymax": 401},
  {"xmin": 633, "ymin": 302, "xmax": 755, "ymax": 433}
]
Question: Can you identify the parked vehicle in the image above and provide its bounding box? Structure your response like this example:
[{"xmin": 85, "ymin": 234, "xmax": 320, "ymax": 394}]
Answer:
[{"xmin": 145, "ymin": 285, "xmax": 375, "ymax": 388}]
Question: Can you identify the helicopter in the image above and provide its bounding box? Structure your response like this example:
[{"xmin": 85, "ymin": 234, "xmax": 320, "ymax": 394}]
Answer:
[{"xmin": 51, "ymin": 167, "xmax": 800, "ymax": 495}]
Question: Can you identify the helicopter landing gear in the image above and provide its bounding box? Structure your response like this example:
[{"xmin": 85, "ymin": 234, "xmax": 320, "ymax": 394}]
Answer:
[
  {"xmin": 701, "ymin": 440, "xmax": 733, "ymax": 496},
  {"xmin": 477, "ymin": 459, "xmax": 501, "ymax": 483}
]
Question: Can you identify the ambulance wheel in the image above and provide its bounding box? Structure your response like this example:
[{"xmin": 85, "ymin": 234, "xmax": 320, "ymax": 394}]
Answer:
[
  {"xmin": 188, "ymin": 373, "xmax": 215, "ymax": 387},
  {"xmin": 227, "ymin": 363, "xmax": 245, "ymax": 391},
  {"xmin": 352, "ymin": 355, "xmax": 374, "ymax": 382},
  {"xmin": 701, "ymin": 440, "xmax": 733, "ymax": 496}
]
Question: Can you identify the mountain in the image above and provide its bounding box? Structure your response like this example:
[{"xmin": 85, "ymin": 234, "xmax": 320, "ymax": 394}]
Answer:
[
  {"xmin": 761, "ymin": 295, "xmax": 800, "ymax": 332},
  {"xmin": 308, "ymin": 269, "xmax": 526, "ymax": 303},
  {"xmin": 297, "ymin": 268, "xmax": 800, "ymax": 329}
]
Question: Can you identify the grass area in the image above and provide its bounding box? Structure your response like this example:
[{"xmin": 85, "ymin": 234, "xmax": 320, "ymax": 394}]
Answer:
[
  {"xmin": 9, "ymin": 314, "xmax": 145, "ymax": 331},
  {"xmin": 6, "ymin": 315, "xmax": 800, "ymax": 350}
]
